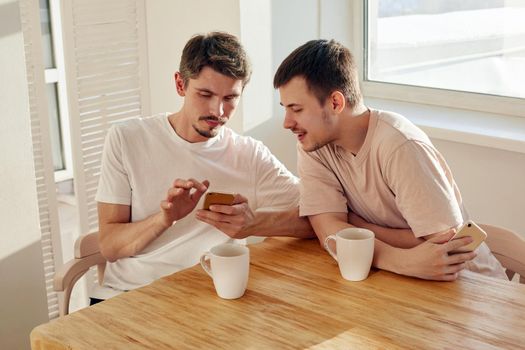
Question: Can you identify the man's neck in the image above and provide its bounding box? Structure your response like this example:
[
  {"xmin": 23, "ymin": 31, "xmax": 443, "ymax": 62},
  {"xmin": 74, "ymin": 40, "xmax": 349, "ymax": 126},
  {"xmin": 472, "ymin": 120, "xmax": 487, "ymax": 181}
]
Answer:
[
  {"xmin": 333, "ymin": 105, "xmax": 370, "ymax": 156},
  {"xmin": 168, "ymin": 111, "xmax": 207, "ymax": 143}
]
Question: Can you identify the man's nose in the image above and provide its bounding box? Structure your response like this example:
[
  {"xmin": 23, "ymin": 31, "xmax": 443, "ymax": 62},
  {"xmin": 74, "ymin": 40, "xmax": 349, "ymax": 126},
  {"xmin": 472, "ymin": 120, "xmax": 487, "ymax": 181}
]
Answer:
[
  {"xmin": 210, "ymin": 98, "xmax": 224, "ymax": 117},
  {"xmin": 283, "ymin": 111, "xmax": 295, "ymax": 130}
]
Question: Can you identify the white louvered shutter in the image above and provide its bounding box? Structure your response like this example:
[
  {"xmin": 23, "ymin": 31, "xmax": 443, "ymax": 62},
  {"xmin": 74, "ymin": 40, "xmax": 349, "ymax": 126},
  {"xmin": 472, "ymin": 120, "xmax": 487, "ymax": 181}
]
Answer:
[
  {"xmin": 19, "ymin": 0, "xmax": 64, "ymax": 320},
  {"xmin": 62, "ymin": 0, "xmax": 150, "ymax": 234},
  {"xmin": 60, "ymin": 0, "xmax": 150, "ymax": 297}
]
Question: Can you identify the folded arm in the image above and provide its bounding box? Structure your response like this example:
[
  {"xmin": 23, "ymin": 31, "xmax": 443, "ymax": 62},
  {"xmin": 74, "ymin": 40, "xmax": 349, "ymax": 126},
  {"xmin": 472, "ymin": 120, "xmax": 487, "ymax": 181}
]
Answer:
[
  {"xmin": 347, "ymin": 212, "xmax": 423, "ymax": 248},
  {"xmin": 310, "ymin": 212, "xmax": 477, "ymax": 281}
]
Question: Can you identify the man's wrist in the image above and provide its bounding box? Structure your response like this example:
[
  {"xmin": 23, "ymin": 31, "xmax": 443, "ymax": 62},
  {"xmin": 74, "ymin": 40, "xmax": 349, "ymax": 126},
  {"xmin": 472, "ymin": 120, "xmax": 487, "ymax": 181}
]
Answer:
[
  {"xmin": 153, "ymin": 212, "xmax": 173, "ymax": 234},
  {"xmin": 374, "ymin": 240, "xmax": 405, "ymax": 275}
]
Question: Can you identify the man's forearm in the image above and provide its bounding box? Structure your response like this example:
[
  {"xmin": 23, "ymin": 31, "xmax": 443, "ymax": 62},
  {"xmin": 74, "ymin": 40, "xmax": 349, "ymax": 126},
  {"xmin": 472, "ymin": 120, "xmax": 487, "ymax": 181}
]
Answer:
[
  {"xmin": 362, "ymin": 223, "xmax": 422, "ymax": 248},
  {"xmin": 99, "ymin": 212, "xmax": 169, "ymax": 262},
  {"xmin": 348, "ymin": 213, "xmax": 423, "ymax": 248},
  {"xmin": 242, "ymin": 207, "xmax": 315, "ymax": 238}
]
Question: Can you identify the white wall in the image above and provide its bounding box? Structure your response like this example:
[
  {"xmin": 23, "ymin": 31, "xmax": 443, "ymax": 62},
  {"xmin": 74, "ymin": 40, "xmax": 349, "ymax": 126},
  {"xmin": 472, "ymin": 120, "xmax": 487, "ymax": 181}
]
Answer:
[
  {"xmin": 239, "ymin": 0, "xmax": 272, "ymax": 132},
  {"xmin": 245, "ymin": 0, "xmax": 320, "ymax": 174},
  {"xmin": 0, "ymin": 0, "xmax": 49, "ymax": 348},
  {"xmin": 433, "ymin": 140, "xmax": 525, "ymax": 234}
]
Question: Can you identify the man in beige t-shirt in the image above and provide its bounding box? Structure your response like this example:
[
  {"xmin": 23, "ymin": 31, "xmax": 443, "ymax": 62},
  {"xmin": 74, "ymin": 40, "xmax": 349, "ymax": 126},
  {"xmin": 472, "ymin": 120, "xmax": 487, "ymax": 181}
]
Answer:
[{"xmin": 273, "ymin": 39, "xmax": 506, "ymax": 281}]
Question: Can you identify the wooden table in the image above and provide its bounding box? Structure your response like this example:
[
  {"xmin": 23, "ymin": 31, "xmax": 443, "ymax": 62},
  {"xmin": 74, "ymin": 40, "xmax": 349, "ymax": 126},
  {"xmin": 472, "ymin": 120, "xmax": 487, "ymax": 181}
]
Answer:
[{"xmin": 31, "ymin": 238, "xmax": 525, "ymax": 349}]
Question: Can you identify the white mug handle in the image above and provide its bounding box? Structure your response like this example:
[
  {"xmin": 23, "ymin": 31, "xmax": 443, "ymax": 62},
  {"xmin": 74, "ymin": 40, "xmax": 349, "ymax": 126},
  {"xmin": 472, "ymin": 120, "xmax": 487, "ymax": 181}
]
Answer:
[
  {"xmin": 324, "ymin": 235, "xmax": 338, "ymax": 261},
  {"xmin": 200, "ymin": 252, "xmax": 212, "ymax": 278}
]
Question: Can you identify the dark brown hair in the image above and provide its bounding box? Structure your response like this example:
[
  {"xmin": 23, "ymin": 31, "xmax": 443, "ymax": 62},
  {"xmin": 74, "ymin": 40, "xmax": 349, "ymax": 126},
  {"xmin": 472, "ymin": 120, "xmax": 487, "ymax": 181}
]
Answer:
[
  {"xmin": 273, "ymin": 39, "xmax": 361, "ymax": 107},
  {"xmin": 179, "ymin": 32, "xmax": 251, "ymax": 87}
]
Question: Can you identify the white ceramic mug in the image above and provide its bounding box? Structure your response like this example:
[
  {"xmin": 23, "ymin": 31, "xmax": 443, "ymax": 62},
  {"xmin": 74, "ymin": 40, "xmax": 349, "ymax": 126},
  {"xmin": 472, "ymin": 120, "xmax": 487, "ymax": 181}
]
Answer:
[
  {"xmin": 324, "ymin": 228, "xmax": 375, "ymax": 281},
  {"xmin": 200, "ymin": 243, "xmax": 250, "ymax": 299}
]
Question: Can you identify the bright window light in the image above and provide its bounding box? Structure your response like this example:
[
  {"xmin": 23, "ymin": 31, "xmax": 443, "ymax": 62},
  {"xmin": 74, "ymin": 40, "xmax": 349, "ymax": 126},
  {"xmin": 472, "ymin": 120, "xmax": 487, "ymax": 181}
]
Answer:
[{"xmin": 366, "ymin": 0, "xmax": 525, "ymax": 99}]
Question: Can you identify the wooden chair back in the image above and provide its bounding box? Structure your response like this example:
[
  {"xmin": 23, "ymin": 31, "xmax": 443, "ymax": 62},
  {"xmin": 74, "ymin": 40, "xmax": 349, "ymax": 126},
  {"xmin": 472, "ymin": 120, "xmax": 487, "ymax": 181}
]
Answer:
[{"xmin": 481, "ymin": 223, "xmax": 525, "ymax": 283}]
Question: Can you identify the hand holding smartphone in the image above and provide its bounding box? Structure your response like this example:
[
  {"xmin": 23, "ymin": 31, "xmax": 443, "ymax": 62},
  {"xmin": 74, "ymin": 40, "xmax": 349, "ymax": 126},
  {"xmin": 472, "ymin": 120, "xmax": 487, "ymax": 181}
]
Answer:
[
  {"xmin": 202, "ymin": 192, "xmax": 235, "ymax": 210},
  {"xmin": 448, "ymin": 220, "xmax": 487, "ymax": 253}
]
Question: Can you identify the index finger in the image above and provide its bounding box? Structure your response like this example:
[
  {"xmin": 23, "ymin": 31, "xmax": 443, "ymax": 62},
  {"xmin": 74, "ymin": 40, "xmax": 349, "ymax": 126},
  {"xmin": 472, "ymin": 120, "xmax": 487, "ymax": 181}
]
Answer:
[
  {"xmin": 187, "ymin": 178, "xmax": 208, "ymax": 192},
  {"xmin": 173, "ymin": 178, "xmax": 194, "ymax": 189}
]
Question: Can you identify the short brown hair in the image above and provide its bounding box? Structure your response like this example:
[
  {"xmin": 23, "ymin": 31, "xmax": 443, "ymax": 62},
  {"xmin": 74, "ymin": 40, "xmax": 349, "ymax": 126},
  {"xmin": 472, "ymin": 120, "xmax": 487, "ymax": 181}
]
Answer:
[
  {"xmin": 273, "ymin": 39, "xmax": 361, "ymax": 107},
  {"xmin": 179, "ymin": 32, "xmax": 251, "ymax": 87}
]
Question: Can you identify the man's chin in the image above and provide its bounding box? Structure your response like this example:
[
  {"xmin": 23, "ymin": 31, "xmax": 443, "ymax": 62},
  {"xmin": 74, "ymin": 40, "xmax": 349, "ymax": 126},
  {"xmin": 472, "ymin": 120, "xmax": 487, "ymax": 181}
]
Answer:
[
  {"xmin": 194, "ymin": 126, "xmax": 221, "ymax": 139},
  {"xmin": 301, "ymin": 141, "xmax": 323, "ymax": 153},
  {"xmin": 300, "ymin": 143, "xmax": 314, "ymax": 152}
]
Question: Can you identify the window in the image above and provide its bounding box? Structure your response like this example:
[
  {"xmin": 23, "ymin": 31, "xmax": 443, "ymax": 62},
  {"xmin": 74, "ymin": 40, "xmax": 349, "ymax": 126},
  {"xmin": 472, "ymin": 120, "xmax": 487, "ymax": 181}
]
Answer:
[
  {"xmin": 40, "ymin": 0, "xmax": 72, "ymax": 180},
  {"xmin": 363, "ymin": 0, "xmax": 525, "ymax": 116}
]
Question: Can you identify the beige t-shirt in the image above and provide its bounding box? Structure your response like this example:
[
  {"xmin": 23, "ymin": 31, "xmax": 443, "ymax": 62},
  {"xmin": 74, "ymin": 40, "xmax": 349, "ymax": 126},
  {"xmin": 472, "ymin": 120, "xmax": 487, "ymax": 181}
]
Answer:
[{"xmin": 298, "ymin": 109, "xmax": 506, "ymax": 279}]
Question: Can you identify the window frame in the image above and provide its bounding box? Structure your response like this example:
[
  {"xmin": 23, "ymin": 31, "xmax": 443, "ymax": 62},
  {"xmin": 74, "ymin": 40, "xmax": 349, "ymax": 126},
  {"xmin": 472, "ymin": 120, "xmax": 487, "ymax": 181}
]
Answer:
[
  {"xmin": 44, "ymin": 0, "xmax": 73, "ymax": 182},
  {"xmin": 355, "ymin": 0, "xmax": 525, "ymax": 119}
]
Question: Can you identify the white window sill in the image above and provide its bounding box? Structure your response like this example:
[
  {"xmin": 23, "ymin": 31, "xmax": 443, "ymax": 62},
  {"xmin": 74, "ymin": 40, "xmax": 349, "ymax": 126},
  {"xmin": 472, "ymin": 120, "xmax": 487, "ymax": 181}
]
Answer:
[
  {"xmin": 54, "ymin": 169, "xmax": 74, "ymax": 183},
  {"xmin": 367, "ymin": 97, "xmax": 525, "ymax": 154}
]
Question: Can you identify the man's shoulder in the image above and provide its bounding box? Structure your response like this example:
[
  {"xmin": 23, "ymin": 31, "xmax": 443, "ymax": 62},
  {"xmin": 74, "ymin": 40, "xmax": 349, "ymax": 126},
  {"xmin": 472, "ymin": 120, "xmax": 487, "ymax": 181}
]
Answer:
[
  {"xmin": 107, "ymin": 114, "xmax": 169, "ymax": 143},
  {"xmin": 112, "ymin": 113, "xmax": 167, "ymax": 132},
  {"xmin": 221, "ymin": 128, "xmax": 287, "ymax": 169},
  {"xmin": 223, "ymin": 127, "xmax": 264, "ymax": 151},
  {"xmin": 373, "ymin": 109, "xmax": 431, "ymax": 148},
  {"xmin": 370, "ymin": 110, "xmax": 441, "ymax": 168}
]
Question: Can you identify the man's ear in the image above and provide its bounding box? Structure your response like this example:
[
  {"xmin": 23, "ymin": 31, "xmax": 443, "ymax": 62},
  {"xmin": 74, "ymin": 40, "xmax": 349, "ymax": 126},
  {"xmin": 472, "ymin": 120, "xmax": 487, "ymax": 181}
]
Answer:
[
  {"xmin": 174, "ymin": 72, "xmax": 186, "ymax": 97},
  {"xmin": 329, "ymin": 91, "xmax": 346, "ymax": 114}
]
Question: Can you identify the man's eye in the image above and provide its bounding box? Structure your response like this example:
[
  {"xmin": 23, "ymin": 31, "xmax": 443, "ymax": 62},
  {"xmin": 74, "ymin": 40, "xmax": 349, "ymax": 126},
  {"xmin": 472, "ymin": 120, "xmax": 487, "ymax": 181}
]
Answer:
[
  {"xmin": 199, "ymin": 93, "xmax": 211, "ymax": 98},
  {"xmin": 225, "ymin": 96, "xmax": 237, "ymax": 101},
  {"xmin": 292, "ymin": 109, "xmax": 302, "ymax": 113}
]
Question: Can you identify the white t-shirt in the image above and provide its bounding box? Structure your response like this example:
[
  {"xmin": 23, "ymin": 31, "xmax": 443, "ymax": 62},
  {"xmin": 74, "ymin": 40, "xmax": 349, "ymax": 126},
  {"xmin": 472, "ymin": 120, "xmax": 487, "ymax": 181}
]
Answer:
[
  {"xmin": 298, "ymin": 109, "xmax": 506, "ymax": 279},
  {"xmin": 95, "ymin": 113, "xmax": 299, "ymax": 294}
]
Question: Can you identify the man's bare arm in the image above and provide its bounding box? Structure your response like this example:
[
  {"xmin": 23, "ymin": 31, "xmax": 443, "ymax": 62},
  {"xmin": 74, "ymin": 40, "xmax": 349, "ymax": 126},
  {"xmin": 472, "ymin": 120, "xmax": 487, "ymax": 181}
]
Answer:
[
  {"xmin": 98, "ymin": 178, "xmax": 209, "ymax": 262},
  {"xmin": 98, "ymin": 203, "xmax": 169, "ymax": 262},
  {"xmin": 242, "ymin": 207, "xmax": 314, "ymax": 238},
  {"xmin": 196, "ymin": 196, "xmax": 314, "ymax": 239},
  {"xmin": 348, "ymin": 212, "xmax": 463, "ymax": 248},
  {"xmin": 309, "ymin": 212, "xmax": 477, "ymax": 281},
  {"xmin": 347, "ymin": 212, "xmax": 423, "ymax": 248},
  {"xmin": 308, "ymin": 212, "xmax": 354, "ymax": 244}
]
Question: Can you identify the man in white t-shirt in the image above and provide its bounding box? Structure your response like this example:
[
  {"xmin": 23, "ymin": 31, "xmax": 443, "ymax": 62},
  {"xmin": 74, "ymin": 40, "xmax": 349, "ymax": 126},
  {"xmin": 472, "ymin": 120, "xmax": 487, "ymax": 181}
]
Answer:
[
  {"xmin": 273, "ymin": 39, "xmax": 507, "ymax": 281},
  {"xmin": 95, "ymin": 32, "xmax": 313, "ymax": 302}
]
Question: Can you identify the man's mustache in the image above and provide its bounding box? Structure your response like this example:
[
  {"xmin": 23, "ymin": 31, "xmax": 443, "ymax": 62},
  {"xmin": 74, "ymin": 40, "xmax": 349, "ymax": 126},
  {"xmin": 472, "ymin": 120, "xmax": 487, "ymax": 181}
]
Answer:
[{"xmin": 199, "ymin": 116, "xmax": 227, "ymax": 124}]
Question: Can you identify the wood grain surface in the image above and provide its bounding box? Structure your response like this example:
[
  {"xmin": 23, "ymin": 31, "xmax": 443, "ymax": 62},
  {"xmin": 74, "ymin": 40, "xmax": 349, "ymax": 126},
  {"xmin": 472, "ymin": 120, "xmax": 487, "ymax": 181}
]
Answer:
[{"xmin": 31, "ymin": 237, "xmax": 525, "ymax": 349}]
